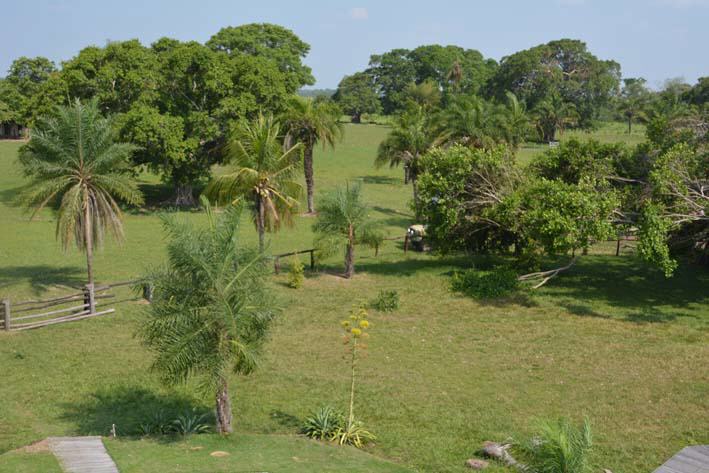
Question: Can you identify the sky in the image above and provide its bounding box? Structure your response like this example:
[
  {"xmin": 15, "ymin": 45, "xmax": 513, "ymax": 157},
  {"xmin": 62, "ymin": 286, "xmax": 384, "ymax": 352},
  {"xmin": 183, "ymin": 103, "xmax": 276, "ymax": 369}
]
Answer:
[{"xmin": 1, "ymin": 0, "xmax": 707, "ymax": 89}]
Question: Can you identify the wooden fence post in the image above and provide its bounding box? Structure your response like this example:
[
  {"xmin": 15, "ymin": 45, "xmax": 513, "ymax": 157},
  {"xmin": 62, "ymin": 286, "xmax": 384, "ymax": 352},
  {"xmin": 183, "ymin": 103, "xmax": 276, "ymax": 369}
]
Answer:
[
  {"xmin": 309, "ymin": 250, "xmax": 315, "ymax": 270},
  {"xmin": 84, "ymin": 284, "xmax": 96, "ymax": 314},
  {"xmin": 2, "ymin": 299, "xmax": 10, "ymax": 331},
  {"xmin": 616, "ymin": 238, "xmax": 621, "ymax": 256},
  {"xmin": 274, "ymin": 257, "xmax": 281, "ymax": 274}
]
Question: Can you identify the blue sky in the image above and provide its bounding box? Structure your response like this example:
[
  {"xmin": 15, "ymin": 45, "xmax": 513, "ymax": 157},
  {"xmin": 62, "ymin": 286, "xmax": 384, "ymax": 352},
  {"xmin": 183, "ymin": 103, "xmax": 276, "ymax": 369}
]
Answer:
[{"xmin": 2, "ymin": 0, "xmax": 707, "ymax": 89}]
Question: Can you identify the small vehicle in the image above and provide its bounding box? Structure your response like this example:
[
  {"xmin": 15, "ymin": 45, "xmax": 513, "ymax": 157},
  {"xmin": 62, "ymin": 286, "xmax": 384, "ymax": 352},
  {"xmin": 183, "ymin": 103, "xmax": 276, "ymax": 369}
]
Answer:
[{"xmin": 405, "ymin": 224, "xmax": 426, "ymax": 252}]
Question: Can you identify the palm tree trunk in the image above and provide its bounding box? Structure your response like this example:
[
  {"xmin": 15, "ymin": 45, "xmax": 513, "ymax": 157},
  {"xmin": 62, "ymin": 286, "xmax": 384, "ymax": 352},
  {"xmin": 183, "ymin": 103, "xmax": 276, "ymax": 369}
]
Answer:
[
  {"xmin": 83, "ymin": 190, "xmax": 95, "ymax": 287},
  {"xmin": 411, "ymin": 175, "xmax": 420, "ymax": 219},
  {"xmin": 627, "ymin": 116, "xmax": 632, "ymax": 134},
  {"xmin": 215, "ymin": 378, "xmax": 233, "ymax": 434},
  {"xmin": 304, "ymin": 144, "xmax": 315, "ymax": 213},
  {"xmin": 344, "ymin": 225, "xmax": 355, "ymax": 278},
  {"xmin": 256, "ymin": 195, "xmax": 265, "ymax": 253}
]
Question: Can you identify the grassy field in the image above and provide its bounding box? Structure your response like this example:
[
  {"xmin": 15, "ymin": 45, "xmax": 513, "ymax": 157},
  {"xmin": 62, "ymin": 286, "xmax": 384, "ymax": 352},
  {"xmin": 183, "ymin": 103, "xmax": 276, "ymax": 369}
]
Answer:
[{"xmin": 0, "ymin": 123, "xmax": 707, "ymax": 473}]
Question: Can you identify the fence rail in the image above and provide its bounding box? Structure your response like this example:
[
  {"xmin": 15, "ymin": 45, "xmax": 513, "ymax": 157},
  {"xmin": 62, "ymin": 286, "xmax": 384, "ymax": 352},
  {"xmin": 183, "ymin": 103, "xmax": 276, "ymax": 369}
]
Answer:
[
  {"xmin": 273, "ymin": 249, "xmax": 316, "ymax": 274},
  {"xmin": 1, "ymin": 279, "xmax": 149, "ymax": 332}
]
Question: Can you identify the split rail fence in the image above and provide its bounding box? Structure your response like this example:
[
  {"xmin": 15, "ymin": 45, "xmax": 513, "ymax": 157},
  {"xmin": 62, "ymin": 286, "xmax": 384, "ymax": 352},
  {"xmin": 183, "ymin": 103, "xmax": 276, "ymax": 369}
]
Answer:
[{"xmin": 1, "ymin": 280, "xmax": 149, "ymax": 332}]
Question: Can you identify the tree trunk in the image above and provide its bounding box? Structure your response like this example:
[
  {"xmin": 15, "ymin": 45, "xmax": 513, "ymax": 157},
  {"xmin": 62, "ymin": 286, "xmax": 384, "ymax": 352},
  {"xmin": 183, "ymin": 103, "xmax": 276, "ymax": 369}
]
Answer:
[
  {"xmin": 627, "ymin": 116, "xmax": 632, "ymax": 134},
  {"xmin": 215, "ymin": 378, "xmax": 233, "ymax": 434},
  {"xmin": 344, "ymin": 226, "xmax": 355, "ymax": 278},
  {"xmin": 256, "ymin": 195, "xmax": 265, "ymax": 253},
  {"xmin": 404, "ymin": 165, "xmax": 410, "ymax": 184},
  {"xmin": 304, "ymin": 145, "xmax": 315, "ymax": 214},
  {"xmin": 174, "ymin": 183, "xmax": 195, "ymax": 207},
  {"xmin": 351, "ymin": 112, "xmax": 362, "ymax": 124},
  {"xmin": 411, "ymin": 175, "xmax": 420, "ymax": 219},
  {"xmin": 83, "ymin": 190, "xmax": 95, "ymax": 288}
]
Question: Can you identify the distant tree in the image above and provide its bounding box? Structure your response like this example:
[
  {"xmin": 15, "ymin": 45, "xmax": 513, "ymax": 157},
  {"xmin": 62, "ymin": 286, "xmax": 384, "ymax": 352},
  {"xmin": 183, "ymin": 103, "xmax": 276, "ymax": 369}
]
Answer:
[
  {"xmin": 488, "ymin": 39, "xmax": 620, "ymax": 129},
  {"xmin": 141, "ymin": 202, "xmax": 277, "ymax": 434},
  {"xmin": 2, "ymin": 56, "xmax": 57, "ymax": 126},
  {"xmin": 313, "ymin": 183, "xmax": 382, "ymax": 278},
  {"xmin": 654, "ymin": 78, "xmax": 693, "ymax": 117},
  {"xmin": 281, "ymin": 96, "xmax": 343, "ymax": 213},
  {"xmin": 533, "ymin": 93, "xmax": 579, "ymax": 142},
  {"xmin": 366, "ymin": 48, "xmax": 416, "ymax": 114},
  {"xmin": 376, "ymin": 105, "xmax": 444, "ymax": 215},
  {"xmin": 498, "ymin": 92, "xmax": 531, "ymax": 147},
  {"xmin": 205, "ymin": 114, "xmax": 302, "ymax": 252},
  {"xmin": 683, "ymin": 76, "xmax": 709, "ymax": 106},
  {"xmin": 207, "ymin": 23, "xmax": 315, "ymax": 92},
  {"xmin": 439, "ymin": 95, "xmax": 500, "ymax": 148},
  {"xmin": 334, "ymin": 72, "xmax": 381, "ymax": 123},
  {"xmin": 618, "ymin": 78, "xmax": 651, "ymax": 133},
  {"xmin": 17, "ymin": 99, "xmax": 143, "ymax": 287}
]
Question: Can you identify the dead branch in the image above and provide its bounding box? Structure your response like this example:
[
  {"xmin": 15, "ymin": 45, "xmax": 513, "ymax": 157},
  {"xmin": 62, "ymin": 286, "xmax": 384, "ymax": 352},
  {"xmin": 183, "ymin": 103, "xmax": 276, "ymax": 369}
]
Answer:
[
  {"xmin": 482, "ymin": 442, "xmax": 527, "ymax": 471},
  {"xmin": 518, "ymin": 258, "xmax": 577, "ymax": 289}
]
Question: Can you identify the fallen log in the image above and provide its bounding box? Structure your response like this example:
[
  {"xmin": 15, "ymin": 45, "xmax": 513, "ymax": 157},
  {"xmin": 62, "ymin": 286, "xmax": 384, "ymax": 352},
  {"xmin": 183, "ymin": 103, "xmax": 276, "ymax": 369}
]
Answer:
[{"xmin": 481, "ymin": 441, "xmax": 527, "ymax": 471}]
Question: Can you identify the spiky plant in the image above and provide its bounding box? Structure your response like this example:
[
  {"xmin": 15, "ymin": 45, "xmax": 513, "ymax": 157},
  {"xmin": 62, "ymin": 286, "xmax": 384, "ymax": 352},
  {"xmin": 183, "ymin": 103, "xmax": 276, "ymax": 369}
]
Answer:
[
  {"xmin": 17, "ymin": 98, "xmax": 143, "ymax": 287},
  {"xmin": 312, "ymin": 183, "xmax": 382, "ymax": 278},
  {"xmin": 519, "ymin": 418, "xmax": 593, "ymax": 473},
  {"xmin": 281, "ymin": 96, "xmax": 343, "ymax": 213},
  {"xmin": 205, "ymin": 113, "xmax": 302, "ymax": 252},
  {"xmin": 140, "ymin": 199, "xmax": 278, "ymax": 434}
]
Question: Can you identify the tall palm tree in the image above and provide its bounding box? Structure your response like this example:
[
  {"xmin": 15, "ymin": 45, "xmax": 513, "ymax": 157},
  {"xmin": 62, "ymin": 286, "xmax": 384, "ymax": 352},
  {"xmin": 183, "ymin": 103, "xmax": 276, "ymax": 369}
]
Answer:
[
  {"xmin": 17, "ymin": 99, "xmax": 143, "ymax": 287},
  {"xmin": 313, "ymin": 183, "xmax": 382, "ymax": 278},
  {"xmin": 376, "ymin": 105, "xmax": 444, "ymax": 216},
  {"xmin": 439, "ymin": 95, "xmax": 500, "ymax": 148},
  {"xmin": 533, "ymin": 94, "xmax": 579, "ymax": 142},
  {"xmin": 281, "ymin": 96, "xmax": 343, "ymax": 214},
  {"xmin": 141, "ymin": 202, "xmax": 277, "ymax": 433},
  {"xmin": 205, "ymin": 114, "xmax": 302, "ymax": 252},
  {"xmin": 498, "ymin": 91, "xmax": 531, "ymax": 148}
]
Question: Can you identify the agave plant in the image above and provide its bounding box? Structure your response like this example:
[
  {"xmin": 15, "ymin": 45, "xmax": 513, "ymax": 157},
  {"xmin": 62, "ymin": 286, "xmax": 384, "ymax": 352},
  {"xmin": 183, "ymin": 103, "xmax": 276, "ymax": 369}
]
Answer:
[{"xmin": 302, "ymin": 405, "xmax": 344, "ymax": 441}]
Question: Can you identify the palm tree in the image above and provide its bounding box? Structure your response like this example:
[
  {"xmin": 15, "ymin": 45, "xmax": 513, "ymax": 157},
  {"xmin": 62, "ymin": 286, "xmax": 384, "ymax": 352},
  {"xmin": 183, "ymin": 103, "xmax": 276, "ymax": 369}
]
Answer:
[
  {"xmin": 313, "ymin": 183, "xmax": 382, "ymax": 278},
  {"xmin": 281, "ymin": 96, "xmax": 343, "ymax": 214},
  {"xmin": 498, "ymin": 92, "xmax": 530, "ymax": 148},
  {"xmin": 205, "ymin": 113, "xmax": 302, "ymax": 252},
  {"xmin": 376, "ymin": 105, "xmax": 444, "ymax": 216},
  {"xmin": 439, "ymin": 95, "xmax": 500, "ymax": 148},
  {"xmin": 532, "ymin": 94, "xmax": 579, "ymax": 142},
  {"xmin": 17, "ymin": 99, "xmax": 143, "ymax": 287},
  {"xmin": 141, "ymin": 201, "xmax": 277, "ymax": 433}
]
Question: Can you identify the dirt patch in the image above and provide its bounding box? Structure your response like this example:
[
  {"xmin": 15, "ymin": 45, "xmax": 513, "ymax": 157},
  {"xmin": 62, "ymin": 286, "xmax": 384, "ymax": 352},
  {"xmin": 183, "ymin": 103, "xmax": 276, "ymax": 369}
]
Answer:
[{"xmin": 12, "ymin": 438, "xmax": 50, "ymax": 454}]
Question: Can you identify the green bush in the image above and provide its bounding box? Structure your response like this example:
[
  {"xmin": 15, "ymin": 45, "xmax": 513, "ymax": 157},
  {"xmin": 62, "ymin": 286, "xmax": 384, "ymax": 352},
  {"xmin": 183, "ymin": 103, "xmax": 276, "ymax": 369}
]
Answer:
[
  {"xmin": 288, "ymin": 257, "xmax": 305, "ymax": 289},
  {"xmin": 137, "ymin": 409, "xmax": 212, "ymax": 436},
  {"xmin": 371, "ymin": 289, "xmax": 400, "ymax": 312},
  {"xmin": 450, "ymin": 267, "xmax": 519, "ymax": 299},
  {"xmin": 517, "ymin": 418, "xmax": 593, "ymax": 473}
]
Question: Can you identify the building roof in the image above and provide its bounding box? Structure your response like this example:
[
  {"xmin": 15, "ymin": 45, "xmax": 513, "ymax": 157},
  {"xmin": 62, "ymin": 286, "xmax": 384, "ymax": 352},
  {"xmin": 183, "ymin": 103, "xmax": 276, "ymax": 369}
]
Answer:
[{"xmin": 654, "ymin": 446, "xmax": 709, "ymax": 473}]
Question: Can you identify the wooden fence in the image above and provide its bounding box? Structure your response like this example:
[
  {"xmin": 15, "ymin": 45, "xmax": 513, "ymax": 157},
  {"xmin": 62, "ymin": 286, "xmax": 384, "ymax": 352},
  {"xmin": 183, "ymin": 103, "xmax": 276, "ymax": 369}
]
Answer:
[
  {"xmin": 273, "ymin": 249, "xmax": 315, "ymax": 274},
  {"xmin": 1, "ymin": 280, "xmax": 148, "ymax": 332}
]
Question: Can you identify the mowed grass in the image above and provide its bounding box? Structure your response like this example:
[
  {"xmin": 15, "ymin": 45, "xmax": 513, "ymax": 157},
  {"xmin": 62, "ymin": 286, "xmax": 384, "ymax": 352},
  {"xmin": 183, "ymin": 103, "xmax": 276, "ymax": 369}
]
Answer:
[{"xmin": 0, "ymin": 123, "xmax": 707, "ymax": 473}]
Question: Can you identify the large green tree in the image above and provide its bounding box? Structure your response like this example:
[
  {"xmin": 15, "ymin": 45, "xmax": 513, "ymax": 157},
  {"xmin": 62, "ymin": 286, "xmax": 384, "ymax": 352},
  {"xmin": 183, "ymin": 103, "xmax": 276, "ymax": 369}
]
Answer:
[
  {"xmin": 333, "ymin": 72, "xmax": 381, "ymax": 123},
  {"xmin": 488, "ymin": 39, "xmax": 620, "ymax": 130},
  {"xmin": 205, "ymin": 114, "xmax": 302, "ymax": 252},
  {"xmin": 207, "ymin": 23, "xmax": 314, "ymax": 93},
  {"xmin": 281, "ymin": 96, "xmax": 343, "ymax": 213},
  {"xmin": 141, "ymin": 202, "xmax": 278, "ymax": 433},
  {"xmin": 1, "ymin": 56, "xmax": 57, "ymax": 127},
  {"xmin": 17, "ymin": 99, "xmax": 143, "ymax": 287}
]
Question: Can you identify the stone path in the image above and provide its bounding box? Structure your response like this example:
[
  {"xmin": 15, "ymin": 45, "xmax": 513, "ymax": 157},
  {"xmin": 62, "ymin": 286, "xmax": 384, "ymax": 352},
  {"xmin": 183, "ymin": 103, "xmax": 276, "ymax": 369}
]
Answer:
[{"xmin": 47, "ymin": 437, "xmax": 119, "ymax": 473}]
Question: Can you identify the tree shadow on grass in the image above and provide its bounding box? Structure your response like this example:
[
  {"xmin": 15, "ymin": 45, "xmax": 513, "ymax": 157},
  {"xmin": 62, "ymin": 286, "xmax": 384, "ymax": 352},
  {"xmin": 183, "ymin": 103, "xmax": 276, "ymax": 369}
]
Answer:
[
  {"xmin": 269, "ymin": 410, "xmax": 301, "ymax": 429},
  {"xmin": 0, "ymin": 265, "xmax": 85, "ymax": 294},
  {"xmin": 360, "ymin": 175, "xmax": 401, "ymax": 185},
  {"xmin": 60, "ymin": 384, "xmax": 209, "ymax": 439},
  {"xmin": 541, "ymin": 256, "xmax": 709, "ymax": 323}
]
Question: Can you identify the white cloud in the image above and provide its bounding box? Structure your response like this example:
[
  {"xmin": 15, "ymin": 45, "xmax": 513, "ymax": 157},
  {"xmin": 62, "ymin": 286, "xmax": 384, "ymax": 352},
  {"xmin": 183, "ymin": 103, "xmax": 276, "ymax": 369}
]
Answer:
[{"xmin": 349, "ymin": 7, "xmax": 369, "ymax": 20}]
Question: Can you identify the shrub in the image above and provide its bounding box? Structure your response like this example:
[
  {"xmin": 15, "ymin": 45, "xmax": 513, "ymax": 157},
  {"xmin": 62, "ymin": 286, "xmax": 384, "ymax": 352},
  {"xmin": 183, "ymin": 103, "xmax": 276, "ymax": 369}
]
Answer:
[
  {"xmin": 517, "ymin": 418, "xmax": 593, "ymax": 473},
  {"xmin": 302, "ymin": 405, "xmax": 344, "ymax": 441},
  {"xmin": 371, "ymin": 289, "xmax": 400, "ymax": 312},
  {"xmin": 333, "ymin": 419, "xmax": 376, "ymax": 448},
  {"xmin": 450, "ymin": 267, "xmax": 519, "ymax": 299},
  {"xmin": 288, "ymin": 257, "xmax": 305, "ymax": 289},
  {"xmin": 171, "ymin": 409, "xmax": 212, "ymax": 435},
  {"xmin": 138, "ymin": 410, "xmax": 173, "ymax": 436}
]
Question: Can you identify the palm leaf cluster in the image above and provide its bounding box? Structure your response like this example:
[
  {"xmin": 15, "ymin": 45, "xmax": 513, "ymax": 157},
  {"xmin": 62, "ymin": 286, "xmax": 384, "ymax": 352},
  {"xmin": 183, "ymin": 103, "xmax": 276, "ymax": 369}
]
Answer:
[
  {"xmin": 18, "ymin": 99, "xmax": 143, "ymax": 252},
  {"xmin": 141, "ymin": 202, "xmax": 277, "ymax": 392},
  {"xmin": 519, "ymin": 418, "xmax": 593, "ymax": 473}
]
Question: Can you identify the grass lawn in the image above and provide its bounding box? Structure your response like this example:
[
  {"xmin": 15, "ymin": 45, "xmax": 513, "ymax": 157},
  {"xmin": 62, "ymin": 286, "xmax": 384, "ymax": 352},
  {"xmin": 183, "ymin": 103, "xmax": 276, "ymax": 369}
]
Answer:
[{"xmin": 0, "ymin": 123, "xmax": 707, "ymax": 473}]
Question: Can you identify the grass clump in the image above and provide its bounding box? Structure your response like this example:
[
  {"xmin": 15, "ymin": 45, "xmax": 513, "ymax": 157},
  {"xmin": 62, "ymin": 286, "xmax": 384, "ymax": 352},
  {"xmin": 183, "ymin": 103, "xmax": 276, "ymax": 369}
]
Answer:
[
  {"xmin": 450, "ymin": 267, "xmax": 520, "ymax": 299},
  {"xmin": 288, "ymin": 257, "xmax": 305, "ymax": 289},
  {"xmin": 518, "ymin": 418, "xmax": 593, "ymax": 473},
  {"xmin": 371, "ymin": 290, "xmax": 400, "ymax": 312}
]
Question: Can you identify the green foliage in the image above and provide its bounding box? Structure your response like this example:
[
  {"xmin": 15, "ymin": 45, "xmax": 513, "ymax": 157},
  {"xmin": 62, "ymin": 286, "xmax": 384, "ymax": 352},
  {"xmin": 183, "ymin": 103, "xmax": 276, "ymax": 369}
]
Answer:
[
  {"xmin": 171, "ymin": 410, "xmax": 213, "ymax": 436},
  {"xmin": 302, "ymin": 405, "xmax": 345, "ymax": 441},
  {"xmin": 138, "ymin": 410, "xmax": 174, "ymax": 436},
  {"xmin": 1, "ymin": 56, "xmax": 57, "ymax": 125},
  {"xmin": 333, "ymin": 420, "xmax": 377, "ymax": 449},
  {"xmin": 288, "ymin": 257, "xmax": 305, "ymax": 289},
  {"xmin": 371, "ymin": 290, "xmax": 400, "ymax": 312},
  {"xmin": 450, "ymin": 267, "xmax": 519, "ymax": 299},
  {"xmin": 334, "ymin": 72, "xmax": 381, "ymax": 123},
  {"xmin": 530, "ymin": 138, "xmax": 626, "ymax": 184},
  {"xmin": 16, "ymin": 99, "xmax": 143, "ymax": 284},
  {"xmin": 637, "ymin": 203, "xmax": 678, "ymax": 277},
  {"xmin": 517, "ymin": 418, "xmax": 593, "ymax": 473},
  {"xmin": 140, "ymin": 202, "xmax": 278, "ymax": 428},
  {"xmin": 313, "ymin": 183, "xmax": 382, "ymax": 277},
  {"xmin": 207, "ymin": 23, "xmax": 315, "ymax": 92}
]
